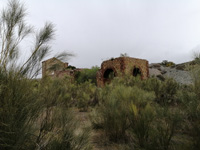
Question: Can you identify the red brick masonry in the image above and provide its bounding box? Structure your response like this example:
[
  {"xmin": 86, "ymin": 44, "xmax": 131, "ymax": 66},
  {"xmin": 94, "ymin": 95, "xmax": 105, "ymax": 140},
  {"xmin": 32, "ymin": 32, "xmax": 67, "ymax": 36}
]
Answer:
[{"xmin": 96, "ymin": 57, "xmax": 149, "ymax": 86}]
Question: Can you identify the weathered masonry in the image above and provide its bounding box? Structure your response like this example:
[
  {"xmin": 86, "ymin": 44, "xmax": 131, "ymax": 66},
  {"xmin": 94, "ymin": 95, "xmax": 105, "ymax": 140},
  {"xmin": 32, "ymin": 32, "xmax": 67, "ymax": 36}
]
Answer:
[
  {"xmin": 96, "ymin": 57, "xmax": 149, "ymax": 86},
  {"xmin": 42, "ymin": 57, "xmax": 68, "ymax": 78},
  {"xmin": 42, "ymin": 57, "xmax": 82, "ymax": 79}
]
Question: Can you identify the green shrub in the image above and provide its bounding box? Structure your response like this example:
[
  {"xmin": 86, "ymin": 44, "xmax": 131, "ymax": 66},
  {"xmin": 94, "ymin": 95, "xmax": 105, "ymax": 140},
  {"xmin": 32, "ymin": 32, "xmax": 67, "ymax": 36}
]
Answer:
[
  {"xmin": 91, "ymin": 76, "xmax": 187, "ymax": 149},
  {"xmin": 0, "ymin": 1, "xmax": 91, "ymax": 149},
  {"xmin": 182, "ymin": 75, "xmax": 200, "ymax": 149},
  {"xmin": 32, "ymin": 78, "xmax": 91, "ymax": 149},
  {"xmin": 149, "ymin": 107, "xmax": 182, "ymax": 150},
  {"xmin": 90, "ymin": 108, "xmax": 104, "ymax": 129},
  {"xmin": 76, "ymin": 81, "xmax": 97, "ymax": 111},
  {"xmin": 129, "ymin": 103, "xmax": 156, "ymax": 148},
  {"xmin": 92, "ymin": 83, "xmax": 155, "ymax": 143},
  {"xmin": 0, "ymin": 71, "xmax": 46, "ymax": 149},
  {"xmin": 161, "ymin": 60, "xmax": 175, "ymax": 67},
  {"xmin": 75, "ymin": 66, "xmax": 99, "ymax": 84},
  {"xmin": 151, "ymin": 78, "xmax": 179, "ymax": 105},
  {"xmin": 100, "ymin": 85, "xmax": 132, "ymax": 142},
  {"xmin": 44, "ymin": 107, "xmax": 91, "ymax": 150}
]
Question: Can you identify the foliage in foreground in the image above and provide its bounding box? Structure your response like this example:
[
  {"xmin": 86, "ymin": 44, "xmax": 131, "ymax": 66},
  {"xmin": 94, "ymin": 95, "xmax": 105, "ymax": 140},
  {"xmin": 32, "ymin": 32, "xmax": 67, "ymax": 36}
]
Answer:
[
  {"xmin": 2, "ymin": 1, "xmax": 200, "ymax": 150},
  {"xmin": 0, "ymin": 1, "xmax": 91, "ymax": 149},
  {"xmin": 91, "ymin": 74, "xmax": 200, "ymax": 150},
  {"xmin": 0, "ymin": 74, "xmax": 91, "ymax": 150}
]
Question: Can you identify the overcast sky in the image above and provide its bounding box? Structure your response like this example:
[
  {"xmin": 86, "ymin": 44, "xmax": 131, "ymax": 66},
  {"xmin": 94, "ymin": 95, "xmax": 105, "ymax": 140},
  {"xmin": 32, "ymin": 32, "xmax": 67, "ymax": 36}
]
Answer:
[{"xmin": 1, "ymin": 0, "xmax": 200, "ymax": 68}]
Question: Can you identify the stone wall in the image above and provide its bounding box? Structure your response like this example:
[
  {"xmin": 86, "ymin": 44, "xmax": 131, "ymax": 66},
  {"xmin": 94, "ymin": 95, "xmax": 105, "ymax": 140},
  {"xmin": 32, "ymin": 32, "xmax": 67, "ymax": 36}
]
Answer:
[
  {"xmin": 97, "ymin": 57, "xmax": 149, "ymax": 86},
  {"xmin": 42, "ymin": 57, "xmax": 68, "ymax": 78},
  {"xmin": 42, "ymin": 57, "xmax": 83, "ymax": 79}
]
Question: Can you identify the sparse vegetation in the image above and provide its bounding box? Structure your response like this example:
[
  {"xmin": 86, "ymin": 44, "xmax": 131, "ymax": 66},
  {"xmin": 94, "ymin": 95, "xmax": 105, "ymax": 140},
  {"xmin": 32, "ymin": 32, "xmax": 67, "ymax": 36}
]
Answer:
[
  {"xmin": 161, "ymin": 60, "xmax": 175, "ymax": 67},
  {"xmin": 1, "ymin": 1, "xmax": 200, "ymax": 150}
]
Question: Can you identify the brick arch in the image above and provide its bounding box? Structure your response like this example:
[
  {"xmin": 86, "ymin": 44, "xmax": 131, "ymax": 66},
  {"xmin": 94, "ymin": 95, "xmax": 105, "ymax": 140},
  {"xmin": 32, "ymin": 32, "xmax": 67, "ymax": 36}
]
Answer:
[
  {"xmin": 132, "ymin": 66, "xmax": 143, "ymax": 79},
  {"xmin": 103, "ymin": 67, "xmax": 117, "ymax": 84},
  {"xmin": 96, "ymin": 57, "xmax": 149, "ymax": 87}
]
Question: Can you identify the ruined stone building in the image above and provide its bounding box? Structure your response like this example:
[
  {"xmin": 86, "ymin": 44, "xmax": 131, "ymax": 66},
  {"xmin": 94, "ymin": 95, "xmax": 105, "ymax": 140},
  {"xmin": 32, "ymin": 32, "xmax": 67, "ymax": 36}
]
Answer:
[
  {"xmin": 42, "ymin": 57, "xmax": 149, "ymax": 85},
  {"xmin": 96, "ymin": 57, "xmax": 149, "ymax": 86},
  {"xmin": 42, "ymin": 57, "xmax": 81, "ymax": 79}
]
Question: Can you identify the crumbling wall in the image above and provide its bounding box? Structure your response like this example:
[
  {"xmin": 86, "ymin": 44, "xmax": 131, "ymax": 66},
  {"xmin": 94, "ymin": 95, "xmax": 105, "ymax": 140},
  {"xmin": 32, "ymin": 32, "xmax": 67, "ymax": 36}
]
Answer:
[
  {"xmin": 123, "ymin": 57, "xmax": 149, "ymax": 79},
  {"xmin": 42, "ymin": 57, "xmax": 68, "ymax": 78},
  {"xmin": 97, "ymin": 57, "xmax": 149, "ymax": 86},
  {"xmin": 56, "ymin": 70, "xmax": 74, "ymax": 78},
  {"xmin": 42, "ymin": 57, "xmax": 83, "ymax": 80}
]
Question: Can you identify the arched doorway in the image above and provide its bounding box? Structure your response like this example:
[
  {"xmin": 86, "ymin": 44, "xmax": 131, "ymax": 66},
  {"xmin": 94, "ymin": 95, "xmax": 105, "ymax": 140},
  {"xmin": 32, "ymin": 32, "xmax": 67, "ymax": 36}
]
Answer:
[
  {"xmin": 104, "ymin": 69, "xmax": 115, "ymax": 79},
  {"xmin": 133, "ymin": 67, "xmax": 141, "ymax": 77},
  {"xmin": 103, "ymin": 68, "xmax": 116, "ymax": 84}
]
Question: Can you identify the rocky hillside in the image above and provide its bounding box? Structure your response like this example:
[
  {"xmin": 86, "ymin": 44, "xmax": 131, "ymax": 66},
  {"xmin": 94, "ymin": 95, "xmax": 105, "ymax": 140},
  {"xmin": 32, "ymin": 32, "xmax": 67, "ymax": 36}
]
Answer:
[{"xmin": 149, "ymin": 62, "xmax": 193, "ymax": 85}]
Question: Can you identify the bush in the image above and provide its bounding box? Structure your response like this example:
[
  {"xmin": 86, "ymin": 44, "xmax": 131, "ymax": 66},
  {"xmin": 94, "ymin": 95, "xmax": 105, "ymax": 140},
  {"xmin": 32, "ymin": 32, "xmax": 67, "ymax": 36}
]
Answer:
[
  {"xmin": 91, "ymin": 76, "xmax": 187, "ymax": 150},
  {"xmin": 76, "ymin": 81, "xmax": 97, "ymax": 111},
  {"xmin": 183, "ymin": 64, "xmax": 200, "ymax": 149},
  {"xmin": 0, "ymin": 71, "xmax": 41, "ymax": 149},
  {"xmin": 75, "ymin": 66, "xmax": 99, "ymax": 84},
  {"xmin": 44, "ymin": 107, "xmax": 91, "ymax": 150},
  {"xmin": 0, "ymin": 1, "xmax": 91, "ymax": 149},
  {"xmin": 100, "ymin": 85, "xmax": 132, "ymax": 142},
  {"xmin": 161, "ymin": 60, "xmax": 175, "ymax": 67},
  {"xmin": 149, "ymin": 107, "xmax": 182, "ymax": 150},
  {"xmin": 92, "ymin": 82, "xmax": 155, "ymax": 142},
  {"xmin": 31, "ymin": 78, "xmax": 91, "ymax": 149},
  {"xmin": 129, "ymin": 103, "xmax": 156, "ymax": 148},
  {"xmin": 150, "ymin": 78, "xmax": 179, "ymax": 105}
]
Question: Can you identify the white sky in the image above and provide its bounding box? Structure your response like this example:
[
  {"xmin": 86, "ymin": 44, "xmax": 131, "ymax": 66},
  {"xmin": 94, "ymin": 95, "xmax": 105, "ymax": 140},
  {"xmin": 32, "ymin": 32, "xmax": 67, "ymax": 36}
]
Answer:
[{"xmin": 1, "ymin": 0, "xmax": 200, "ymax": 68}]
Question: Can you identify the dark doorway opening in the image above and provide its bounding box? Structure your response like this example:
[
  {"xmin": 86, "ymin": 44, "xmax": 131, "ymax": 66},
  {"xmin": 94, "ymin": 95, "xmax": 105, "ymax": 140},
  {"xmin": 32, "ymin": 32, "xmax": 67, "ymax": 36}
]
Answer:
[
  {"xmin": 104, "ymin": 69, "xmax": 115, "ymax": 79},
  {"xmin": 133, "ymin": 67, "xmax": 141, "ymax": 77}
]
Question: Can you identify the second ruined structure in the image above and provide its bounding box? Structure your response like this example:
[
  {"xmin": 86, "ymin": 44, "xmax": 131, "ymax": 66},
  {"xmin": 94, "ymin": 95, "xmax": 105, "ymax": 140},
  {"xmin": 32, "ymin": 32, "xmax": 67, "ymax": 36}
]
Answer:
[
  {"xmin": 42, "ymin": 57, "xmax": 82, "ymax": 79},
  {"xmin": 96, "ymin": 57, "xmax": 149, "ymax": 86}
]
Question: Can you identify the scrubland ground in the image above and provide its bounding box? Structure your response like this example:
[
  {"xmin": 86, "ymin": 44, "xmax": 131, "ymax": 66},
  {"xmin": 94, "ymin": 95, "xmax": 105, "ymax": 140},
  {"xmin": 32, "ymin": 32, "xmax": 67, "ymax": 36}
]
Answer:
[
  {"xmin": 1, "ymin": 1, "xmax": 200, "ymax": 149},
  {"xmin": 1, "ymin": 71, "xmax": 200, "ymax": 150}
]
